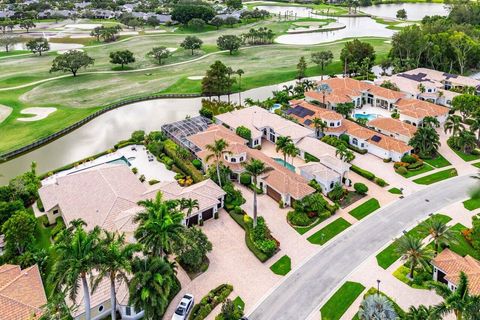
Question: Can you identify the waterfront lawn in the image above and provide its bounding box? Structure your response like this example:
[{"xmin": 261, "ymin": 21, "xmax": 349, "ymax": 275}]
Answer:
[
  {"xmin": 348, "ymin": 198, "xmax": 380, "ymax": 220},
  {"xmin": 307, "ymin": 218, "xmax": 351, "ymax": 245},
  {"xmin": 463, "ymin": 197, "xmax": 480, "ymax": 211},
  {"xmin": 388, "ymin": 187, "xmax": 403, "ymax": 195},
  {"xmin": 320, "ymin": 281, "xmax": 365, "ymax": 320},
  {"xmin": 270, "ymin": 255, "xmax": 291, "ymax": 276},
  {"xmin": 413, "ymin": 169, "xmax": 458, "ymax": 185},
  {"xmin": 423, "ymin": 154, "xmax": 451, "ymax": 168}
]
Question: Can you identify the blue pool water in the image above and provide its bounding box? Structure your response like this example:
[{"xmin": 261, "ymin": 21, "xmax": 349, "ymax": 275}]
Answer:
[
  {"xmin": 354, "ymin": 113, "xmax": 377, "ymax": 121},
  {"xmin": 270, "ymin": 104, "xmax": 282, "ymax": 113},
  {"xmin": 272, "ymin": 158, "xmax": 296, "ymax": 172}
]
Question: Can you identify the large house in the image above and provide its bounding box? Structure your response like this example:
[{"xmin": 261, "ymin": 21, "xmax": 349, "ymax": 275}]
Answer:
[
  {"xmin": 0, "ymin": 264, "xmax": 47, "ymax": 319},
  {"xmin": 432, "ymin": 249, "xmax": 480, "ymax": 294},
  {"xmin": 367, "ymin": 117, "xmax": 417, "ymax": 143},
  {"xmin": 377, "ymin": 68, "xmax": 480, "ymax": 107}
]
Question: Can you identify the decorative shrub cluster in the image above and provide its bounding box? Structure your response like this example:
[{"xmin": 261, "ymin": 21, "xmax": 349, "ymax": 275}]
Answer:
[
  {"xmin": 351, "ymin": 165, "xmax": 388, "ymax": 187},
  {"xmin": 189, "ymin": 284, "xmax": 234, "ymax": 320},
  {"xmin": 354, "ymin": 182, "xmax": 368, "ymax": 195},
  {"xmin": 244, "ymin": 216, "xmax": 278, "ymax": 256},
  {"xmin": 394, "ymin": 154, "xmax": 424, "ymax": 175},
  {"xmin": 163, "ymin": 139, "xmax": 205, "ymax": 183},
  {"xmin": 239, "ymin": 172, "xmax": 252, "ymax": 186},
  {"xmin": 236, "ymin": 126, "xmax": 252, "ymax": 141},
  {"xmin": 287, "ymin": 193, "xmax": 337, "ymax": 226}
]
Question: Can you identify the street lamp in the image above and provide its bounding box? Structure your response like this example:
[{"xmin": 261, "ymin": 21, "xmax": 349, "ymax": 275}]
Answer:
[{"xmin": 376, "ymin": 279, "xmax": 381, "ymax": 292}]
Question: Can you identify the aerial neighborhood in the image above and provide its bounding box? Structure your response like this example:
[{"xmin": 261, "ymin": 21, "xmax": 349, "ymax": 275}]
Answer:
[{"xmin": 2, "ymin": 0, "xmax": 480, "ymax": 320}]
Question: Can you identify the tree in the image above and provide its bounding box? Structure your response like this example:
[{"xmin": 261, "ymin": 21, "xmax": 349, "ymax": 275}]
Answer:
[
  {"xmin": 0, "ymin": 34, "xmax": 19, "ymax": 52},
  {"xmin": 409, "ymin": 126, "xmax": 440, "ymax": 158},
  {"xmin": 50, "ymin": 50, "xmax": 94, "ymax": 77},
  {"xmin": 205, "ymin": 138, "xmax": 230, "ymax": 188},
  {"xmin": 405, "ymin": 305, "xmax": 439, "ymax": 320},
  {"xmin": 243, "ymin": 159, "xmax": 270, "ymax": 227},
  {"xmin": 237, "ymin": 69, "xmax": 244, "ymax": 106},
  {"xmin": 396, "ymin": 235, "xmax": 432, "ymax": 279},
  {"xmin": 219, "ymin": 298, "xmax": 244, "ymax": 320},
  {"xmin": 90, "ymin": 26, "xmax": 102, "ymax": 41},
  {"xmin": 335, "ymin": 144, "xmax": 354, "ymax": 162},
  {"xmin": 225, "ymin": 16, "xmax": 239, "ymax": 27},
  {"xmin": 336, "ymin": 102, "xmax": 354, "ymax": 118},
  {"xmin": 174, "ymin": 227, "xmax": 212, "ymax": 272},
  {"xmin": 285, "ymin": 142, "xmax": 299, "ymax": 165},
  {"xmin": 201, "ymin": 60, "xmax": 235, "ymax": 99},
  {"xmin": 109, "ymin": 50, "xmax": 135, "ymax": 69},
  {"xmin": 180, "ymin": 35, "xmax": 203, "ymax": 55},
  {"xmin": 19, "ymin": 19, "xmax": 35, "ymax": 32},
  {"xmin": 311, "ymin": 50, "xmax": 333, "ymax": 80},
  {"xmin": 210, "ymin": 16, "xmax": 224, "ymax": 30},
  {"xmin": 148, "ymin": 46, "xmax": 171, "ymax": 65},
  {"xmin": 358, "ymin": 294, "xmax": 397, "ymax": 320},
  {"xmin": 431, "ymin": 272, "xmax": 480, "ymax": 320},
  {"xmin": 93, "ymin": 231, "xmax": 139, "ymax": 320},
  {"xmin": 452, "ymin": 94, "xmax": 480, "ymax": 122},
  {"xmin": 2, "ymin": 210, "xmax": 37, "ymax": 256},
  {"xmin": 457, "ymin": 130, "xmax": 477, "ymax": 153},
  {"xmin": 226, "ymin": 0, "xmax": 243, "ymax": 10},
  {"xmin": 312, "ymin": 118, "xmax": 327, "ymax": 137},
  {"xmin": 380, "ymin": 80, "xmax": 400, "ymax": 91},
  {"xmin": 217, "ymin": 35, "xmax": 242, "ymax": 55},
  {"xmin": 134, "ymin": 192, "xmax": 185, "ymax": 257},
  {"xmin": 444, "ymin": 115, "xmax": 465, "ymax": 137},
  {"xmin": 50, "ymin": 220, "xmax": 101, "ymax": 320},
  {"xmin": 187, "ymin": 18, "xmax": 206, "ymax": 31},
  {"xmin": 396, "ymin": 9, "xmax": 407, "ymax": 20},
  {"xmin": 422, "ymin": 116, "xmax": 440, "ymax": 128},
  {"xmin": 276, "ymin": 136, "xmax": 294, "ymax": 168},
  {"xmin": 129, "ymin": 256, "xmax": 178, "ymax": 319},
  {"xmin": 340, "ymin": 39, "xmax": 375, "ymax": 76},
  {"xmin": 422, "ymin": 216, "xmax": 456, "ymax": 255},
  {"xmin": 26, "ymin": 37, "xmax": 49, "ymax": 56},
  {"xmin": 39, "ymin": 291, "xmax": 74, "ymax": 320},
  {"xmin": 450, "ymin": 31, "xmax": 476, "ymax": 75},
  {"xmin": 179, "ymin": 198, "xmax": 199, "ymax": 223},
  {"xmin": 131, "ymin": 130, "xmax": 145, "ymax": 143},
  {"xmin": 296, "ymin": 56, "xmax": 307, "ymax": 80},
  {"xmin": 171, "ymin": 3, "xmax": 215, "ymax": 25}
]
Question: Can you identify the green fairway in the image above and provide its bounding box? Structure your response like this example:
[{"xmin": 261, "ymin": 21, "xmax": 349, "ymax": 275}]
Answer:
[
  {"xmin": 413, "ymin": 169, "xmax": 458, "ymax": 185},
  {"xmin": 463, "ymin": 197, "xmax": 480, "ymax": 211},
  {"xmin": 348, "ymin": 198, "xmax": 380, "ymax": 220},
  {"xmin": 320, "ymin": 281, "xmax": 365, "ymax": 320},
  {"xmin": 270, "ymin": 255, "xmax": 292, "ymax": 275},
  {"xmin": 307, "ymin": 218, "xmax": 351, "ymax": 245}
]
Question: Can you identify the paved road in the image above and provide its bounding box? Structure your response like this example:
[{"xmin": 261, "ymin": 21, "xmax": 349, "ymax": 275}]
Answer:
[{"xmin": 248, "ymin": 175, "xmax": 477, "ymax": 320}]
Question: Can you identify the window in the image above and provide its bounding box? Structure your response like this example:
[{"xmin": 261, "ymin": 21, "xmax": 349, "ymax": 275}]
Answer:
[
  {"xmin": 98, "ymin": 305, "xmax": 104, "ymax": 312},
  {"xmin": 361, "ymin": 143, "xmax": 364, "ymax": 148},
  {"xmin": 125, "ymin": 306, "xmax": 131, "ymax": 316},
  {"xmin": 53, "ymin": 209, "xmax": 59, "ymax": 215},
  {"xmin": 231, "ymin": 158, "xmax": 236, "ymax": 163},
  {"xmin": 352, "ymin": 138, "xmax": 358, "ymax": 146},
  {"xmin": 330, "ymin": 122, "xmax": 334, "ymax": 127},
  {"xmin": 239, "ymin": 156, "xmax": 244, "ymax": 161},
  {"xmin": 224, "ymin": 155, "xmax": 228, "ymax": 160},
  {"xmin": 337, "ymin": 122, "xmax": 340, "ymax": 126}
]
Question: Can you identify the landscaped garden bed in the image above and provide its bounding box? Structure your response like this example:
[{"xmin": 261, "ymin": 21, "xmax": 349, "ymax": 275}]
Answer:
[
  {"xmin": 412, "ymin": 168, "xmax": 457, "ymax": 185},
  {"xmin": 393, "ymin": 264, "xmax": 432, "ymax": 290},
  {"xmin": 348, "ymin": 198, "xmax": 380, "ymax": 220},
  {"xmin": 307, "ymin": 218, "xmax": 351, "ymax": 245},
  {"xmin": 362, "ymin": 288, "xmax": 405, "ymax": 318},
  {"xmin": 189, "ymin": 284, "xmax": 233, "ymax": 320},
  {"xmin": 320, "ymin": 281, "xmax": 365, "ymax": 320},
  {"xmin": 394, "ymin": 154, "xmax": 434, "ymax": 178},
  {"xmin": 350, "ymin": 165, "xmax": 388, "ymax": 187},
  {"xmin": 270, "ymin": 255, "xmax": 291, "ymax": 276}
]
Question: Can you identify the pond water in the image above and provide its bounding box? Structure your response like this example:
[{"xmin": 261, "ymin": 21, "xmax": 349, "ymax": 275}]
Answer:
[
  {"xmin": 360, "ymin": 3, "xmax": 449, "ymax": 20},
  {"xmin": 1, "ymin": 42, "xmax": 85, "ymax": 52}
]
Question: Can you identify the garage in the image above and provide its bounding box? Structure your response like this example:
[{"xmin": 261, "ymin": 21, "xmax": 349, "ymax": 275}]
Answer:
[
  {"xmin": 266, "ymin": 186, "xmax": 282, "ymax": 203},
  {"xmin": 201, "ymin": 208, "xmax": 214, "ymax": 221},
  {"xmin": 186, "ymin": 214, "xmax": 199, "ymax": 227}
]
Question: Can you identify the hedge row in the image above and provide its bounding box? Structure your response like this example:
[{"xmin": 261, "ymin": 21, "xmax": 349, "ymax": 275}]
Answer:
[
  {"xmin": 189, "ymin": 284, "xmax": 233, "ymax": 320},
  {"xmin": 351, "ymin": 165, "xmax": 388, "ymax": 187},
  {"xmin": 163, "ymin": 139, "xmax": 205, "ymax": 183}
]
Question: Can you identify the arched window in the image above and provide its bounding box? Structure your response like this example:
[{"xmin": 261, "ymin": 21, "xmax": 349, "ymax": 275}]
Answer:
[{"xmin": 352, "ymin": 138, "xmax": 358, "ymax": 145}]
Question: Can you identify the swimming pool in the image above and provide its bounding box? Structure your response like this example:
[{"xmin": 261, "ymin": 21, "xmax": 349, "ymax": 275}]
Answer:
[
  {"xmin": 354, "ymin": 113, "xmax": 377, "ymax": 121},
  {"xmin": 272, "ymin": 158, "xmax": 296, "ymax": 172},
  {"xmin": 107, "ymin": 156, "xmax": 131, "ymax": 166}
]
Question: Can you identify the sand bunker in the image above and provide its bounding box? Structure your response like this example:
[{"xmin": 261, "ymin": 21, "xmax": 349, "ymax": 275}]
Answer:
[
  {"xmin": 167, "ymin": 47, "xmax": 177, "ymax": 52},
  {"xmin": 58, "ymin": 48, "xmax": 84, "ymax": 54},
  {"xmin": 70, "ymin": 35, "xmax": 93, "ymax": 39},
  {"xmin": 18, "ymin": 107, "xmax": 57, "ymax": 122},
  {"xmin": 145, "ymin": 30, "xmax": 167, "ymax": 34},
  {"xmin": 0, "ymin": 104, "xmax": 12, "ymax": 124},
  {"xmin": 64, "ymin": 24, "xmax": 101, "ymax": 30},
  {"xmin": 187, "ymin": 76, "xmax": 204, "ymax": 80},
  {"xmin": 119, "ymin": 31, "xmax": 139, "ymax": 36}
]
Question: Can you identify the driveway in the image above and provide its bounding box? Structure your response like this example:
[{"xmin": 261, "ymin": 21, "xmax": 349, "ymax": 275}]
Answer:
[{"xmin": 248, "ymin": 174, "xmax": 477, "ymax": 320}]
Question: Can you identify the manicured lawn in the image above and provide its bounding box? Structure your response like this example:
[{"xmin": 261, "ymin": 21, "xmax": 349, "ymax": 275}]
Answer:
[
  {"xmin": 293, "ymin": 215, "xmax": 329, "ymax": 235},
  {"xmin": 376, "ymin": 214, "xmax": 452, "ymax": 269},
  {"xmin": 388, "ymin": 187, "xmax": 403, "ymax": 195},
  {"xmin": 472, "ymin": 161, "xmax": 480, "ymax": 168},
  {"xmin": 450, "ymin": 146, "xmax": 480, "ymax": 162},
  {"xmin": 413, "ymin": 169, "xmax": 458, "ymax": 185},
  {"xmin": 307, "ymin": 218, "xmax": 352, "ymax": 245},
  {"xmin": 320, "ymin": 281, "xmax": 365, "ymax": 320},
  {"xmin": 233, "ymin": 296, "xmax": 245, "ymax": 311},
  {"xmin": 463, "ymin": 197, "xmax": 480, "ymax": 211},
  {"xmin": 423, "ymin": 154, "xmax": 451, "ymax": 168},
  {"xmin": 393, "ymin": 265, "xmax": 430, "ymax": 290},
  {"xmin": 348, "ymin": 198, "xmax": 380, "ymax": 220},
  {"xmin": 446, "ymin": 223, "xmax": 480, "ymax": 259},
  {"xmin": 270, "ymin": 255, "xmax": 292, "ymax": 276},
  {"xmin": 397, "ymin": 163, "xmax": 434, "ymax": 178}
]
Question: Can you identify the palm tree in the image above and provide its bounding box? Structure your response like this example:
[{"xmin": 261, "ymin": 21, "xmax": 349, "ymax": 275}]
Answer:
[
  {"xmin": 431, "ymin": 272, "xmax": 480, "ymax": 320},
  {"xmin": 469, "ymin": 116, "xmax": 480, "ymax": 142},
  {"xmin": 422, "ymin": 217, "xmax": 456, "ymax": 255},
  {"xmin": 358, "ymin": 294, "xmax": 397, "ymax": 320},
  {"xmin": 134, "ymin": 192, "xmax": 185, "ymax": 257},
  {"xmin": 405, "ymin": 305, "xmax": 439, "ymax": 320},
  {"xmin": 237, "ymin": 69, "xmax": 244, "ymax": 106},
  {"xmin": 422, "ymin": 116, "xmax": 440, "ymax": 128},
  {"xmin": 409, "ymin": 126, "xmax": 440, "ymax": 158},
  {"xmin": 179, "ymin": 198, "xmax": 200, "ymax": 225},
  {"xmin": 93, "ymin": 231, "xmax": 139, "ymax": 320},
  {"xmin": 243, "ymin": 159, "xmax": 270, "ymax": 227},
  {"xmin": 457, "ymin": 130, "xmax": 477, "ymax": 153},
  {"xmin": 40, "ymin": 292, "xmax": 74, "ymax": 320},
  {"xmin": 396, "ymin": 235, "xmax": 433, "ymax": 280},
  {"xmin": 275, "ymin": 136, "xmax": 293, "ymax": 167},
  {"xmin": 335, "ymin": 144, "xmax": 353, "ymax": 162},
  {"xmin": 129, "ymin": 256, "xmax": 178, "ymax": 319},
  {"xmin": 444, "ymin": 115, "xmax": 465, "ymax": 137},
  {"xmin": 50, "ymin": 220, "xmax": 101, "ymax": 320},
  {"xmin": 312, "ymin": 117, "xmax": 327, "ymax": 137},
  {"xmin": 284, "ymin": 142, "xmax": 299, "ymax": 165},
  {"xmin": 206, "ymin": 138, "xmax": 230, "ymax": 188}
]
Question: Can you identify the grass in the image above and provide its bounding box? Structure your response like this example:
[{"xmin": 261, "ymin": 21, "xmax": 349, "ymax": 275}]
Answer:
[
  {"xmin": 33, "ymin": 216, "xmax": 56, "ymax": 296},
  {"xmin": 270, "ymin": 255, "xmax": 292, "ymax": 276},
  {"xmin": 393, "ymin": 265, "xmax": 431, "ymax": 290},
  {"xmin": 472, "ymin": 161, "xmax": 480, "ymax": 168},
  {"xmin": 233, "ymin": 296, "xmax": 245, "ymax": 311},
  {"xmin": 0, "ymin": 50, "xmax": 29, "ymax": 58},
  {"xmin": 348, "ymin": 198, "xmax": 380, "ymax": 220},
  {"xmin": 320, "ymin": 281, "xmax": 365, "ymax": 320},
  {"xmin": 449, "ymin": 145, "xmax": 480, "ymax": 162},
  {"xmin": 423, "ymin": 154, "xmax": 451, "ymax": 168},
  {"xmin": 307, "ymin": 218, "xmax": 351, "ymax": 245},
  {"xmin": 463, "ymin": 197, "xmax": 480, "ymax": 211},
  {"xmin": 388, "ymin": 187, "xmax": 403, "ymax": 195},
  {"xmin": 447, "ymin": 223, "xmax": 480, "ymax": 259},
  {"xmin": 413, "ymin": 169, "xmax": 458, "ymax": 185},
  {"xmin": 293, "ymin": 214, "xmax": 330, "ymax": 235},
  {"xmin": 375, "ymin": 214, "xmax": 452, "ymax": 269},
  {"xmin": 397, "ymin": 163, "xmax": 434, "ymax": 178}
]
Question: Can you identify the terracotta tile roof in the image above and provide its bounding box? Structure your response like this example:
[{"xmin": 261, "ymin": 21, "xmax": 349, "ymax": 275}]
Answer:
[
  {"xmin": 0, "ymin": 264, "xmax": 47, "ymax": 319},
  {"xmin": 395, "ymin": 98, "xmax": 449, "ymax": 120},
  {"xmin": 367, "ymin": 117, "xmax": 417, "ymax": 138},
  {"xmin": 432, "ymin": 249, "xmax": 480, "ymax": 294},
  {"xmin": 288, "ymin": 100, "xmax": 343, "ymax": 123},
  {"xmin": 187, "ymin": 124, "xmax": 247, "ymax": 150}
]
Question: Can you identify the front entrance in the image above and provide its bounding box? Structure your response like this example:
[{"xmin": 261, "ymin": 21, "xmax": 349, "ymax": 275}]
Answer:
[
  {"xmin": 266, "ymin": 186, "xmax": 282, "ymax": 203},
  {"xmin": 202, "ymin": 208, "xmax": 214, "ymax": 221}
]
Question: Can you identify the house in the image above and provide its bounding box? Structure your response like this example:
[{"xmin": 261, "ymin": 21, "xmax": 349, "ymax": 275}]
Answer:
[
  {"xmin": 287, "ymin": 100, "xmax": 344, "ymax": 137},
  {"xmin": 0, "ymin": 264, "xmax": 47, "ymax": 319},
  {"xmin": 394, "ymin": 98, "xmax": 449, "ymax": 126},
  {"xmin": 431, "ymin": 249, "xmax": 480, "ymax": 294},
  {"xmin": 367, "ymin": 117, "xmax": 417, "ymax": 143},
  {"xmin": 188, "ymin": 125, "xmax": 315, "ymax": 206},
  {"xmin": 215, "ymin": 106, "xmax": 314, "ymax": 147}
]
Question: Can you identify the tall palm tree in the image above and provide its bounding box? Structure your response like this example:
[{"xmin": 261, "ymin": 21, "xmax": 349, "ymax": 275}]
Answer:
[
  {"xmin": 134, "ymin": 192, "xmax": 185, "ymax": 257},
  {"xmin": 457, "ymin": 130, "xmax": 477, "ymax": 153},
  {"xmin": 396, "ymin": 235, "xmax": 433, "ymax": 279},
  {"xmin": 469, "ymin": 116, "xmax": 480, "ymax": 142},
  {"xmin": 422, "ymin": 217, "xmax": 456, "ymax": 255},
  {"xmin": 422, "ymin": 116, "xmax": 440, "ymax": 128},
  {"xmin": 444, "ymin": 115, "xmax": 465, "ymax": 137},
  {"xmin": 405, "ymin": 305, "xmax": 439, "ymax": 320},
  {"xmin": 179, "ymin": 198, "xmax": 200, "ymax": 225},
  {"xmin": 312, "ymin": 118, "xmax": 327, "ymax": 137},
  {"xmin": 409, "ymin": 126, "xmax": 440, "ymax": 158},
  {"xmin": 275, "ymin": 136, "xmax": 293, "ymax": 167},
  {"xmin": 93, "ymin": 231, "xmax": 139, "ymax": 320},
  {"xmin": 358, "ymin": 294, "xmax": 397, "ymax": 320},
  {"xmin": 243, "ymin": 159, "xmax": 270, "ymax": 227},
  {"xmin": 431, "ymin": 272, "xmax": 480, "ymax": 320},
  {"xmin": 335, "ymin": 144, "xmax": 354, "ymax": 162},
  {"xmin": 50, "ymin": 220, "xmax": 101, "ymax": 320},
  {"xmin": 285, "ymin": 142, "xmax": 299, "ymax": 165},
  {"xmin": 205, "ymin": 138, "xmax": 230, "ymax": 188},
  {"xmin": 237, "ymin": 69, "xmax": 244, "ymax": 106},
  {"xmin": 129, "ymin": 256, "xmax": 178, "ymax": 320}
]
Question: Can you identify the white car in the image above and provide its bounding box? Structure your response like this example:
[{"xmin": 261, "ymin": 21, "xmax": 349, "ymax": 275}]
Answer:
[{"xmin": 172, "ymin": 294, "xmax": 194, "ymax": 320}]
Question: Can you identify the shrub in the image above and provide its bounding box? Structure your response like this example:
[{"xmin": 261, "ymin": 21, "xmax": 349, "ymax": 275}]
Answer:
[
  {"xmin": 148, "ymin": 179, "xmax": 160, "ymax": 185},
  {"xmin": 354, "ymin": 182, "xmax": 369, "ymax": 194},
  {"xmin": 245, "ymin": 216, "xmax": 278, "ymax": 256},
  {"xmin": 162, "ymin": 155, "xmax": 174, "ymax": 167},
  {"xmin": 236, "ymin": 126, "xmax": 252, "ymax": 141},
  {"xmin": 393, "ymin": 162, "xmax": 409, "ymax": 169},
  {"xmin": 304, "ymin": 152, "xmax": 320, "ymax": 162},
  {"xmin": 232, "ymin": 206, "xmax": 243, "ymax": 215},
  {"xmin": 199, "ymin": 107, "xmax": 214, "ymax": 119},
  {"xmin": 192, "ymin": 159, "xmax": 202, "ymax": 170},
  {"xmin": 383, "ymin": 158, "xmax": 392, "ymax": 163},
  {"xmin": 407, "ymin": 161, "xmax": 424, "ymax": 170},
  {"xmin": 396, "ymin": 166, "xmax": 408, "ymax": 175},
  {"xmin": 339, "ymin": 134, "xmax": 350, "ymax": 144},
  {"xmin": 472, "ymin": 149, "xmax": 480, "ymax": 155},
  {"xmin": 51, "ymin": 218, "xmax": 66, "ymax": 241},
  {"xmin": 189, "ymin": 284, "xmax": 234, "ymax": 320},
  {"xmin": 164, "ymin": 139, "xmax": 204, "ymax": 183},
  {"xmin": 131, "ymin": 167, "xmax": 138, "ymax": 174},
  {"xmin": 401, "ymin": 154, "xmax": 416, "ymax": 164},
  {"xmin": 239, "ymin": 172, "xmax": 252, "ymax": 186},
  {"xmin": 36, "ymin": 198, "xmax": 44, "ymax": 212},
  {"xmin": 139, "ymin": 174, "xmax": 146, "ymax": 182},
  {"xmin": 131, "ymin": 130, "xmax": 145, "ymax": 143},
  {"xmin": 287, "ymin": 210, "xmax": 311, "ymax": 226},
  {"xmin": 308, "ymin": 179, "xmax": 322, "ymax": 193},
  {"xmin": 351, "ymin": 165, "xmax": 375, "ymax": 180},
  {"xmin": 375, "ymin": 178, "xmax": 387, "ymax": 187}
]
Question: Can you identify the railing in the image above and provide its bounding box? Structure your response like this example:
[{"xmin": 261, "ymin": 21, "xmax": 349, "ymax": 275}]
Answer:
[{"xmin": 0, "ymin": 93, "xmax": 201, "ymax": 162}]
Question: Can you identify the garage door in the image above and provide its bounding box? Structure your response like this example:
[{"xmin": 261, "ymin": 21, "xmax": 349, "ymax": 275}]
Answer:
[
  {"xmin": 187, "ymin": 214, "xmax": 199, "ymax": 227},
  {"xmin": 266, "ymin": 186, "xmax": 282, "ymax": 203},
  {"xmin": 202, "ymin": 208, "xmax": 214, "ymax": 221}
]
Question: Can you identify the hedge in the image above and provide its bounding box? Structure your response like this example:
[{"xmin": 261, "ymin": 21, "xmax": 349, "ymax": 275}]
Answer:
[
  {"xmin": 189, "ymin": 284, "xmax": 233, "ymax": 320},
  {"xmin": 164, "ymin": 139, "xmax": 205, "ymax": 183},
  {"xmin": 304, "ymin": 152, "xmax": 320, "ymax": 163},
  {"xmin": 351, "ymin": 165, "xmax": 375, "ymax": 180}
]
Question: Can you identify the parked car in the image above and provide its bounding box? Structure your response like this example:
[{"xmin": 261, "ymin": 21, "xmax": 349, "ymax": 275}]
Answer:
[{"xmin": 172, "ymin": 294, "xmax": 194, "ymax": 320}]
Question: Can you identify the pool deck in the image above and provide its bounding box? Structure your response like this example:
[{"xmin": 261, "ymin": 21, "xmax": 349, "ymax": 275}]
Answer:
[{"xmin": 353, "ymin": 104, "xmax": 392, "ymax": 119}]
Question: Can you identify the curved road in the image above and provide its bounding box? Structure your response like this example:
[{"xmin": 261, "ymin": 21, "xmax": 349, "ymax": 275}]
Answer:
[{"xmin": 248, "ymin": 174, "xmax": 477, "ymax": 320}]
